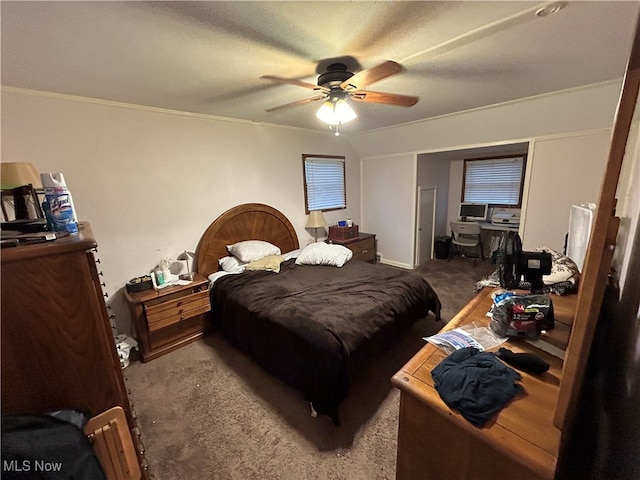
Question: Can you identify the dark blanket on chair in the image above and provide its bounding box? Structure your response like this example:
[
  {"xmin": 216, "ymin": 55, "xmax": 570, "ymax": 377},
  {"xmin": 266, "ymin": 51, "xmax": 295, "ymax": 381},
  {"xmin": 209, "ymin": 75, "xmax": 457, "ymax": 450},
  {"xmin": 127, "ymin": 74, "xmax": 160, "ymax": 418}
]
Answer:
[{"xmin": 210, "ymin": 259, "xmax": 441, "ymax": 424}]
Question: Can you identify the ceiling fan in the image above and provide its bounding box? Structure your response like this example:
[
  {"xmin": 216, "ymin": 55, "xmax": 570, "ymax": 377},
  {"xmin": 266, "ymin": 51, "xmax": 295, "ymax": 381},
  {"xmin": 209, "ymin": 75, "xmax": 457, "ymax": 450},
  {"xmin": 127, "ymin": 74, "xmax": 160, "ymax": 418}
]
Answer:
[{"xmin": 260, "ymin": 60, "xmax": 418, "ymax": 134}]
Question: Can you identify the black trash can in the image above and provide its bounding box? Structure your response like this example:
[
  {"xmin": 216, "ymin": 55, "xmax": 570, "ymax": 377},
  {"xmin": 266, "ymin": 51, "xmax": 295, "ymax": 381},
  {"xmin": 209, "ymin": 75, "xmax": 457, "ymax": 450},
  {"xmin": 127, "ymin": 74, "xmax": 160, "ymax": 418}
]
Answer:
[{"xmin": 434, "ymin": 235, "xmax": 452, "ymax": 259}]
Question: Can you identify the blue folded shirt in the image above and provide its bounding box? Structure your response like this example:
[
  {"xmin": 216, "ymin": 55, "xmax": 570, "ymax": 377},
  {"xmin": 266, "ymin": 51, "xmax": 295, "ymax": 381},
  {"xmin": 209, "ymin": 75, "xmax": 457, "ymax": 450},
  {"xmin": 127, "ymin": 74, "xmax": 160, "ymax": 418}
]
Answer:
[{"xmin": 432, "ymin": 346, "xmax": 524, "ymax": 427}]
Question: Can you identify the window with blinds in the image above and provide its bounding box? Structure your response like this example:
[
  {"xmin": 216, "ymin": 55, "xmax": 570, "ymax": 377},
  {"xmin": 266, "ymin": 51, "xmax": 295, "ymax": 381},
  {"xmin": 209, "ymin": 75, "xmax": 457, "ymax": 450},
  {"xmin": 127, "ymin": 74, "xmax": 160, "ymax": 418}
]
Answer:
[
  {"xmin": 303, "ymin": 154, "xmax": 346, "ymax": 213},
  {"xmin": 463, "ymin": 155, "xmax": 526, "ymax": 207}
]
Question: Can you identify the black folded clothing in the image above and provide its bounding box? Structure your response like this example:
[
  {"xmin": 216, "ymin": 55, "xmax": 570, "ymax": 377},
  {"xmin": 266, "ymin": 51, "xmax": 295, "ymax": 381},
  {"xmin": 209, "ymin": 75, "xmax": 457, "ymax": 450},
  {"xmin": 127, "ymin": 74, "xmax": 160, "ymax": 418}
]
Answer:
[
  {"xmin": 496, "ymin": 347, "xmax": 550, "ymax": 374},
  {"xmin": 432, "ymin": 347, "xmax": 524, "ymax": 428}
]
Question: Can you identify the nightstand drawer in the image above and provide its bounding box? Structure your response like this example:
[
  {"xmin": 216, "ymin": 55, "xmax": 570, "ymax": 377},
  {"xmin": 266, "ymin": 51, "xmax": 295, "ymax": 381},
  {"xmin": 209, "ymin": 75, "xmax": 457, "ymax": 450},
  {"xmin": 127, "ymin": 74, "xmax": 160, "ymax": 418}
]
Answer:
[
  {"xmin": 145, "ymin": 289, "xmax": 210, "ymax": 332},
  {"xmin": 349, "ymin": 236, "xmax": 376, "ymax": 263},
  {"xmin": 329, "ymin": 232, "xmax": 377, "ymax": 263}
]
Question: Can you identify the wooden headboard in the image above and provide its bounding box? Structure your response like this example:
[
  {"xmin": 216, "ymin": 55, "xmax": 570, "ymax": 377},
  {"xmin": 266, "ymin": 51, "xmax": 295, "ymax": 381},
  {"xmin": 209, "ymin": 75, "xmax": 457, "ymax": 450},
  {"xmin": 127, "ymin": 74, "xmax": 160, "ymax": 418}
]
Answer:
[{"xmin": 196, "ymin": 203, "xmax": 300, "ymax": 276}]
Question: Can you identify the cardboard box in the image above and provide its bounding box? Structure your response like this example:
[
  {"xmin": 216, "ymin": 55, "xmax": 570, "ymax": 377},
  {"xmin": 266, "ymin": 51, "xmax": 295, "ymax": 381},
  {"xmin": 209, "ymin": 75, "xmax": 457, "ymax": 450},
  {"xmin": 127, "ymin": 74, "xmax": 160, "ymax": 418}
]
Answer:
[{"xmin": 329, "ymin": 225, "xmax": 359, "ymax": 241}]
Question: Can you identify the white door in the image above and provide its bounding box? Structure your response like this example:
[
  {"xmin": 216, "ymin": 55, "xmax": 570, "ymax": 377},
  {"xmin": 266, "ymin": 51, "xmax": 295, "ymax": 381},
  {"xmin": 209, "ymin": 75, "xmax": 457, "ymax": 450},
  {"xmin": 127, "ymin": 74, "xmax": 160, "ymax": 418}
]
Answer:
[{"xmin": 416, "ymin": 187, "xmax": 436, "ymax": 266}]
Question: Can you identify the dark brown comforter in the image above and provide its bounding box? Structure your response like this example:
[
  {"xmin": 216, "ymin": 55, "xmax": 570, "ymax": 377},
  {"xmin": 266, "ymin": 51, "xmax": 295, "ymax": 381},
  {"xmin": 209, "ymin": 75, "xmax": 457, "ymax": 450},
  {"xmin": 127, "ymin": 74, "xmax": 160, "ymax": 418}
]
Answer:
[{"xmin": 209, "ymin": 258, "xmax": 441, "ymax": 425}]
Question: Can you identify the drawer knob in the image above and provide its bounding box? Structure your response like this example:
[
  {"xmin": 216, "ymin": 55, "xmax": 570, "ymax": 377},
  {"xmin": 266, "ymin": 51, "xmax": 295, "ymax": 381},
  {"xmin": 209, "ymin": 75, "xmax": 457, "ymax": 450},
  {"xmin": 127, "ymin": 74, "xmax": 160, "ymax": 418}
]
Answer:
[{"xmin": 177, "ymin": 300, "xmax": 183, "ymax": 306}]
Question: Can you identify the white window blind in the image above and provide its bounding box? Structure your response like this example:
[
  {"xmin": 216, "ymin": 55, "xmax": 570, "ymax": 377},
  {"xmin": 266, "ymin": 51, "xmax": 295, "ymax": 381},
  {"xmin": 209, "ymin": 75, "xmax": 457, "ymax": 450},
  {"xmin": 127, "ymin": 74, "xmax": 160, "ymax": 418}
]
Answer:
[
  {"xmin": 303, "ymin": 155, "xmax": 346, "ymax": 212},
  {"xmin": 463, "ymin": 156, "xmax": 525, "ymax": 206}
]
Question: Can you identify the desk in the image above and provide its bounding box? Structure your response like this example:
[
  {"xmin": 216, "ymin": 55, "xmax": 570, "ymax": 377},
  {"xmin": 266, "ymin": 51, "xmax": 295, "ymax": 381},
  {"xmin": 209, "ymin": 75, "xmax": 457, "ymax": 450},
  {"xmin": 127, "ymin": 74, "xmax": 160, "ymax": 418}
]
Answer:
[
  {"xmin": 477, "ymin": 222, "xmax": 519, "ymax": 256},
  {"xmin": 478, "ymin": 221, "xmax": 519, "ymax": 232},
  {"xmin": 392, "ymin": 287, "xmax": 577, "ymax": 480}
]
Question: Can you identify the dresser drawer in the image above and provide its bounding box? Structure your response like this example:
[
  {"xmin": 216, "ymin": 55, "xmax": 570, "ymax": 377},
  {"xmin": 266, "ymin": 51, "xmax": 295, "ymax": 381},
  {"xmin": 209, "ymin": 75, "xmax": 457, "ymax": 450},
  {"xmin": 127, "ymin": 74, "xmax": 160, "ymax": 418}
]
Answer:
[
  {"xmin": 145, "ymin": 289, "xmax": 210, "ymax": 332},
  {"xmin": 349, "ymin": 237, "xmax": 376, "ymax": 263}
]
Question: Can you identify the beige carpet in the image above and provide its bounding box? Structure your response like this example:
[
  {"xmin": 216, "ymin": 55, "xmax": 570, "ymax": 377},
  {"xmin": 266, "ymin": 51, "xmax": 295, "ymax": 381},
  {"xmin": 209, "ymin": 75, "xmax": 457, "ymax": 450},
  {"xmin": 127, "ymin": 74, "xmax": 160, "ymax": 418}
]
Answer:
[{"xmin": 124, "ymin": 257, "xmax": 495, "ymax": 479}]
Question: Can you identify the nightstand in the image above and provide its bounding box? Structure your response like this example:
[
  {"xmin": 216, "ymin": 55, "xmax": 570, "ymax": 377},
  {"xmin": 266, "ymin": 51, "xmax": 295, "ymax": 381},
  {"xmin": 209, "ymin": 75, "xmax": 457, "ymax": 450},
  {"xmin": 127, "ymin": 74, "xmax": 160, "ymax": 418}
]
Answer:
[
  {"xmin": 330, "ymin": 233, "xmax": 377, "ymax": 263},
  {"xmin": 125, "ymin": 273, "xmax": 211, "ymax": 362}
]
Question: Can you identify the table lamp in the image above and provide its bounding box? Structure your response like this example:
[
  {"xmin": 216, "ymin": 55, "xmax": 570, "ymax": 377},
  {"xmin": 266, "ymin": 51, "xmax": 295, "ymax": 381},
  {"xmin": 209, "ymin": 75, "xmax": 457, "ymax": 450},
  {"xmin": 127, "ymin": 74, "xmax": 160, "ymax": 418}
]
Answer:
[
  {"xmin": 306, "ymin": 210, "xmax": 328, "ymax": 242},
  {"xmin": 176, "ymin": 250, "xmax": 197, "ymax": 280},
  {"xmin": 1, "ymin": 162, "xmax": 44, "ymax": 221}
]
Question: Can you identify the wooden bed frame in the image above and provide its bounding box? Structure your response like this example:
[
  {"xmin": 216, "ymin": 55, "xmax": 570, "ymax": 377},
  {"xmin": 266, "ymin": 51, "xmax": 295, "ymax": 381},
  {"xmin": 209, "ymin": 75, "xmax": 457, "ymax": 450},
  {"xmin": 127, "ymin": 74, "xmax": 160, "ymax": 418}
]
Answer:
[
  {"xmin": 195, "ymin": 202, "xmax": 442, "ymax": 425},
  {"xmin": 196, "ymin": 203, "xmax": 299, "ymax": 276}
]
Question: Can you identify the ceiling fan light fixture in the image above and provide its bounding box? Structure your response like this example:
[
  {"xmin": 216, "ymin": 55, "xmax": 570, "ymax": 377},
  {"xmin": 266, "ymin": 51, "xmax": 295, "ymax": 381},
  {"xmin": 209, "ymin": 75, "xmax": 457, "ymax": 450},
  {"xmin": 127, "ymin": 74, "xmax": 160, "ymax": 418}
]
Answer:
[
  {"xmin": 334, "ymin": 99, "xmax": 357, "ymax": 123},
  {"xmin": 315, "ymin": 97, "xmax": 357, "ymax": 125},
  {"xmin": 535, "ymin": 2, "xmax": 566, "ymax": 17}
]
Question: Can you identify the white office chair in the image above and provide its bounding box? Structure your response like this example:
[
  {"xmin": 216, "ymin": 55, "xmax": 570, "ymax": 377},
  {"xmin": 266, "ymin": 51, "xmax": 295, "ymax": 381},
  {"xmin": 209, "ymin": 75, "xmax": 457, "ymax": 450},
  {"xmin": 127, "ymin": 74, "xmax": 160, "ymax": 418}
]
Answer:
[{"xmin": 449, "ymin": 221, "xmax": 484, "ymax": 265}]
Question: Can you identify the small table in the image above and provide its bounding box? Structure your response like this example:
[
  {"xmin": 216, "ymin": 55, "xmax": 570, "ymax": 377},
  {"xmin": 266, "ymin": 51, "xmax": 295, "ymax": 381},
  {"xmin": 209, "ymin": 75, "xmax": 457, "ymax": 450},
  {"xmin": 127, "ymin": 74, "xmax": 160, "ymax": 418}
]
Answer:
[
  {"xmin": 124, "ymin": 273, "xmax": 211, "ymax": 362},
  {"xmin": 328, "ymin": 232, "xmax": 376, "ymax": 263}
]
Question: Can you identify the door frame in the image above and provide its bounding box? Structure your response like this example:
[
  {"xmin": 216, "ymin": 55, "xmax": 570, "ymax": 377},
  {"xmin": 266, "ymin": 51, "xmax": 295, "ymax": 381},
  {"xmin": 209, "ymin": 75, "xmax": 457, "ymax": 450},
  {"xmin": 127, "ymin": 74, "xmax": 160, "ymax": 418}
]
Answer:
[{"xmin": 415, "ymin": 186, "xmax": 437, "ymax": 267}]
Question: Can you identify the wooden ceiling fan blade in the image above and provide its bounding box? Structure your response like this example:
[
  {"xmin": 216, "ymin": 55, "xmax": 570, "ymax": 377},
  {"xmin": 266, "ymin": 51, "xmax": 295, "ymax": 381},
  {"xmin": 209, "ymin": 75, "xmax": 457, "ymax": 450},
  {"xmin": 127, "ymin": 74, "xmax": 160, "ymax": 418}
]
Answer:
[
  {"xmin": 260, "ymin": 75, "xmax": 327, "ymax": 91},
  {"xmin": 349, "ymin": 90, "xmax": 418, "ymax": 107},
  {"xmin": 340, "ymin": 60, "xmax": 405, "ymax": 91},
  {"xmin": 265, "ymin": 94, "xmax": 326, "ymax": 113}
]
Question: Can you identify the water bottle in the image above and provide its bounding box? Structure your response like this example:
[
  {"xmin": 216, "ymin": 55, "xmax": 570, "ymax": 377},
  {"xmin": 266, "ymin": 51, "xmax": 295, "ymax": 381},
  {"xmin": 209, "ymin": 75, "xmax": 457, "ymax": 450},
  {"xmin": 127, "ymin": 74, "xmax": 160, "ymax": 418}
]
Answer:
[{"xmin": 40, "ymin": 173, "xmax": 79, "ymax": 235}]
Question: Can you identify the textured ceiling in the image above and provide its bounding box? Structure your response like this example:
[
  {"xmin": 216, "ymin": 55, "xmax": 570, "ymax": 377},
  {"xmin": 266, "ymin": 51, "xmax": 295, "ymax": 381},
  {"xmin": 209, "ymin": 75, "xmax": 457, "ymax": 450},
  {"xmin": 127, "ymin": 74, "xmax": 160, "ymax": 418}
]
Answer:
[{"xmin": 2, "ymin": 1, "xmax": 639, "ymax": 134}]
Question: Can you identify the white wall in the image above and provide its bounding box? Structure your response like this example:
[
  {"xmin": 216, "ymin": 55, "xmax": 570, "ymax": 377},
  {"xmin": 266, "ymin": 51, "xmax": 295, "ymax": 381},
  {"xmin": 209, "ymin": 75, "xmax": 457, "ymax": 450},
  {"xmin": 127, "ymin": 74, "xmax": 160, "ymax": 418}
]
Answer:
[
  {"xmin": 521, "ymin": 131, "xmax": 611, "ymax": 251},
  {"xmin": 1, "ymin": 87, "xmax": 361, "ymax": 334},
  {"xmin": 447, "ymin": 160, "xmax": 464, "ymax": 230},
  {"xmin": 361, "ymin": 153, "xmax": 416, "ymax": 268},
  {"xmin": 360, "ymin": 84, "xmax": 621, "ymax": 267},
  {"xmin": 349, "ymin": 81, "xmax": 622, "ymax": 158}
]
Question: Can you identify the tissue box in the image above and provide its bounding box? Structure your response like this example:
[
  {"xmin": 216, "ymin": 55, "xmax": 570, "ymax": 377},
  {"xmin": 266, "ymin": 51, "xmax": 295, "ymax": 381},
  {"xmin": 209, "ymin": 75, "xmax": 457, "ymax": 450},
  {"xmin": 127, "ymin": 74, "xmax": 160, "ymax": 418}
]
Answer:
[{"xmin": 329, "ymin": 225, "xmax": 359, "ymax": 241}]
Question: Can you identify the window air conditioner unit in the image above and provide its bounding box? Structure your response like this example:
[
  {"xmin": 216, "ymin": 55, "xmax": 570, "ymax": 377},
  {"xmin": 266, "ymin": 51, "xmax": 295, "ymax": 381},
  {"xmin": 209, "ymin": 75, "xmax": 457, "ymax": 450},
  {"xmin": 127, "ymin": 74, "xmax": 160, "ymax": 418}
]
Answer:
[{"xmin": 566, "ymin": 203, "xmax": 596, "ymax": 272}]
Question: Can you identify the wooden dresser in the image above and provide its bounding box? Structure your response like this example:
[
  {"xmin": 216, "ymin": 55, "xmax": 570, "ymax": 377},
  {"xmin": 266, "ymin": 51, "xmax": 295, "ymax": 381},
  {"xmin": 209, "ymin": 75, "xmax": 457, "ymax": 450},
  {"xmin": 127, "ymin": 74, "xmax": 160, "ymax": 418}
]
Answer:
[
  {"xmin": 1, "ymin": 223, "xmax": 147, "ymax": 476},
  {"xmin": 392, "ymin": 287, "xmax": 577, "ymax": 480},
  {"xmin": 330, "ymin": 232, "xmax": 376, "ymax": 263}
]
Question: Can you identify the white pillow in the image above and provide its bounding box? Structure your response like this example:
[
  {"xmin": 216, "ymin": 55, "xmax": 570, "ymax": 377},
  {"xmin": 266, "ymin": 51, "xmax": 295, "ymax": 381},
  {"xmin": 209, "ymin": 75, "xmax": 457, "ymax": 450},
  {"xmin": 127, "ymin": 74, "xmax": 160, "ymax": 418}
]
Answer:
[
  {"xmin": 226, "ymin": 240, "xmax": 281, "ymax": 263},
  {"xmin": 295, "ymin": 242, "xmax": 353, "ymax": 267},
  {"xmin": 219, "ymin": 255, "xmax": 247, "ymax": 273}
]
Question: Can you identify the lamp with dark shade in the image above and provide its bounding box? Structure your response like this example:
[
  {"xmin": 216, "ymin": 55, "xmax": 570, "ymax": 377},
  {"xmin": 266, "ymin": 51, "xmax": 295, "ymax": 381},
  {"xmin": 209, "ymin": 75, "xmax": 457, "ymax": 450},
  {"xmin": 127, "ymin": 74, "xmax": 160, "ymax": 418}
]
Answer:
[{"xmin": 306, "ymin": 210, "xmax": 328, "ymax": 242}]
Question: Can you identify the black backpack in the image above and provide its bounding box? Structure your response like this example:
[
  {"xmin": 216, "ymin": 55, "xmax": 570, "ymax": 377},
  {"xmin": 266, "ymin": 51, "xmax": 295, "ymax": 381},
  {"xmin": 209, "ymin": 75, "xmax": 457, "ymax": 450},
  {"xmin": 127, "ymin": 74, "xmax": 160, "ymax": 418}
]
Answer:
[{"xmin": 1, "ymin": 410, "xmax": 105, "ymax": 480}]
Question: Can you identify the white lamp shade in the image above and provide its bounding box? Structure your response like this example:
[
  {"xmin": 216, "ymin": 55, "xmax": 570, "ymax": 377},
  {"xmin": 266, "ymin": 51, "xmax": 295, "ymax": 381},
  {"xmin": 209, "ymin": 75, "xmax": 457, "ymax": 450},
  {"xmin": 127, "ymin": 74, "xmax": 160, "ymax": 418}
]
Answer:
[
  {"xmin": 334, "ymin": 99, "xmax": 357, "ymax": 123},
  {"xmin": 315, "ymin": 98, "xmax": 357, "ymax": 125},
  {"xmin": 316, "ymin": 101, "xmax": 337, "ymax": 124},
  {"xmin": 176, "ymin": 251, "xmax": 196, "ymax": 272},
  {"xmin": 306, "ymin": 210, "xmax": 328, "ymax": 228}
]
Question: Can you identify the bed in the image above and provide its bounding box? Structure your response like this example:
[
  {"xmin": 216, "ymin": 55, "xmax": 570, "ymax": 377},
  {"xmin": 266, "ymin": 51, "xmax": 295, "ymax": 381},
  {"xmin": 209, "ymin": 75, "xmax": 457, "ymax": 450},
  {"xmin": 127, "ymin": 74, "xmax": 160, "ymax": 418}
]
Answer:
[{"xmin": 196, "ymin": 203, "xmax": 442, "ymax": 425}]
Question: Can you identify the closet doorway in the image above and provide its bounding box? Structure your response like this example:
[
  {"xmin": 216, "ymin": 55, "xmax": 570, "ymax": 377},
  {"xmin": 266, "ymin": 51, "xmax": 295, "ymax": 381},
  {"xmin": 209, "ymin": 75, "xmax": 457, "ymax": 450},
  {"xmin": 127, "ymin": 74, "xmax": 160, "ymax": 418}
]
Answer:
[{"xmin": 416, "ymin": 187, "xmax": 436, "ymax": 266}]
